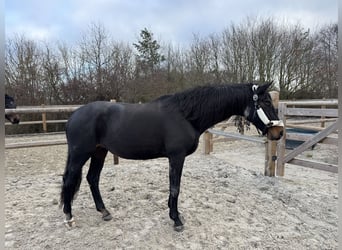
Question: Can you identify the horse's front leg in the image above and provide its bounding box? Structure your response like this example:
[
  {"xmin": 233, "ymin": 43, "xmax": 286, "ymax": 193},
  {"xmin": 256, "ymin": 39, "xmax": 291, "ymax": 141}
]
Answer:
[{"xmin": 168, "ymin": 155, "xmax": 185, "ymax": 231}]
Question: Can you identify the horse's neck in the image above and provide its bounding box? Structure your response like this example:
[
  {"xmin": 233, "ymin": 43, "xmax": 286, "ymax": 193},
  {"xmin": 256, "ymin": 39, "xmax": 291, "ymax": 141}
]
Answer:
[{"xmin": 195, "ymin": 86, "xmax": 250, "ymax": 133}]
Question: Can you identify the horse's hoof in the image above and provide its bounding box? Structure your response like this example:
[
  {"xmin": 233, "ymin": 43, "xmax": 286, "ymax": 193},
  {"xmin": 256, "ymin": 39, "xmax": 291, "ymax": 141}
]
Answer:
[
  {"xmin": 64, "ymin": 217, "xmax": 76, "ymax": 228},
  {"xmin": 174, "ymin": 224, "xmax": 184, "ymax": 232},
  {"xmin": 173, "ymin": 216, "xmax": 185, "ymax": 232},
  {"xmin": 102, "ymin": 213, "xmax": 113, "ymax": 221}
]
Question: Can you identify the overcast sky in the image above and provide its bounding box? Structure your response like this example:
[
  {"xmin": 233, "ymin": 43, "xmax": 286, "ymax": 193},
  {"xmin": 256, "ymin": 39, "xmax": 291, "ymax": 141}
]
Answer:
[{"xmin": 5, "ymin": 0, "xmax": 338, "ymax": 46}]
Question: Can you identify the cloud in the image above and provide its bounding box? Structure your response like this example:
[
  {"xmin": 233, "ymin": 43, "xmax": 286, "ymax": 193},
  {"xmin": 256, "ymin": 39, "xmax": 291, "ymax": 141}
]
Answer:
[
  {"xmin": 6, "ymin": 22, "xmax": 61, "ymax": 42},
  {"xmin": 5, "ymin": 0, "xmax": 338, "ymax": 45}
]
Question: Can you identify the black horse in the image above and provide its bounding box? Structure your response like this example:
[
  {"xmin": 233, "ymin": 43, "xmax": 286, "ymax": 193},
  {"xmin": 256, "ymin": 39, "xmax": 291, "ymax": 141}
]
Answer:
[
  {"xmin": 5, "ymin": 94, "xmax": 20, "ymax": 124},
  {"xmin": 61, "ymin": 82, "xmax": 284, "ymax": 230}
]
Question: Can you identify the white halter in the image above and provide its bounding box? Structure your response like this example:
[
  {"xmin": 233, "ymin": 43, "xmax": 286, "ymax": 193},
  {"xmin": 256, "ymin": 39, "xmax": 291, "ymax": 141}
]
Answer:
[{"xmin": 252, "ymin": 85, "xmax": 284, "ymax": 128}]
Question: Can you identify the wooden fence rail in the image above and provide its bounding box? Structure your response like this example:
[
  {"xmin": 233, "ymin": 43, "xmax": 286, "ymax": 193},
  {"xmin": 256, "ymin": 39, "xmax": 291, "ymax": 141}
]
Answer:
[
  {"xmin": 5, "ymin": 139, "xmax": 67, "ymax": 149},
  {"xmin": 5, "ymin": 105, "xmax": 81, "ymax": 131},
  {"xmin": 5, "ymin": 105, "xmax": 81, "ymax": 114}
]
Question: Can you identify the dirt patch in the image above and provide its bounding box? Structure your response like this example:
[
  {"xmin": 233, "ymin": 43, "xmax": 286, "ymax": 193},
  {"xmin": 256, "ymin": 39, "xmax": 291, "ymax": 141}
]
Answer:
[{"xmin": 5, "ymin": 132, "xmax": 338, "ymax": 249}]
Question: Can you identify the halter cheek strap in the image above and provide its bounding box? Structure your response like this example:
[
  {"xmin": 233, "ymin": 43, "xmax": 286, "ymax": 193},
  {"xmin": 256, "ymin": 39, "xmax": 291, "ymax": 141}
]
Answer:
[
  {"xmin": 256, "ymin": 108, "xmax": 284, "ymax": 127},
  {"xmin": 252, "ymin": 85, "xmax": 284, "ymax": 128}
]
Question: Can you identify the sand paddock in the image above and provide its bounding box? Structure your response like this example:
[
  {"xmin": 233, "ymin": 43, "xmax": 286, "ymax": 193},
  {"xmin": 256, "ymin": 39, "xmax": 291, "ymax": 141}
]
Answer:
[{"xmin": 5, "ymin": 132, "xmax": 338, "ymax": 249}]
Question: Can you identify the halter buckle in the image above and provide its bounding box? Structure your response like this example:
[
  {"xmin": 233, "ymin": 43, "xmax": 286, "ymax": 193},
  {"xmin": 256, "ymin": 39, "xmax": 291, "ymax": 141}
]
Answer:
[{"xmin": 253, "ymin": 94, "xmax": 258, "ymax": 102}]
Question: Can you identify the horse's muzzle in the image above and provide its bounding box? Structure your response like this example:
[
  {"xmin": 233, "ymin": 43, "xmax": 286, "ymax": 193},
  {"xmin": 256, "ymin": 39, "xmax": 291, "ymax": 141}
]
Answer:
[
  {"xmin": 6, "ymin": 114, "xmax": 20, "ymax": 124},
  {"xmin": 267, "ymin": 126, "xmax": 284, "ymax": 140}
]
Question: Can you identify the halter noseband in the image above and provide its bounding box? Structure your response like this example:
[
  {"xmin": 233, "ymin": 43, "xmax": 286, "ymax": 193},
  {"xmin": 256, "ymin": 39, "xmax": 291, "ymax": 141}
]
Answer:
[{"xmin": 252, "ymin": 85, "xmax": 284, "ymax": 128}]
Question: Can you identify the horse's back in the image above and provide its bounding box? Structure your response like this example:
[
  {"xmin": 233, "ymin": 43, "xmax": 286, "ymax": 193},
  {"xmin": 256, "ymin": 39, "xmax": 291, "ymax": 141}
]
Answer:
[{"xmin": 66, "ymin": 101, "xmax": 166, "ymax": 155}]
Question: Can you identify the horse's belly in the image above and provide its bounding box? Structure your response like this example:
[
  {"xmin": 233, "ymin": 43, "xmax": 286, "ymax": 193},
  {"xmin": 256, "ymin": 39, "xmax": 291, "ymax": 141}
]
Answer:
[
  {"xmin": 104, "ymin": 135, "xmax": 166, "ymax": 160},
  {"xmin": 108, "ymin": 145, "xmax": 165, "ymax": 160}
]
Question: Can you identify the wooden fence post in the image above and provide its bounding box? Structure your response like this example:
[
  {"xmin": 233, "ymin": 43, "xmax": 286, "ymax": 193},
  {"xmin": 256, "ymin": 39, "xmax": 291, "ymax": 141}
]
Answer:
[
  {"xmin": 264, "ymin": 140, "xmax": 269, "ymax": 175},
  {"xmin": 264, "ymin": 91, "xmax": 279, "ymax": 177},
  {"xmin": 41, "ymin": 104, "xmax": 47, "ymax": 133},
  {"xmin": 203, "ymin": 131, "xmax": 212, "ymax": 154},
  {"xmin": 276, "ymin": 102, "xmax": 286, "ymax": 176},
  {"xmin": 265, "ymin": 140, "xmax": 277, "ymax": 176},
  {"xmin": 209, "ymin": 132, "xmax": 213, "ymax": 153},
  {"xmin": 110, "ymin": 99, "xmax": 119, "ymax": 165},
  {"xmin": 321, "ymin": 102, "xmax": 326, "ymax": 128}
]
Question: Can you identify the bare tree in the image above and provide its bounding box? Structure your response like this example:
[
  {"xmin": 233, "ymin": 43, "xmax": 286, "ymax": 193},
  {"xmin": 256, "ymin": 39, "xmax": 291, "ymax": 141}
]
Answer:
[
  {"xmin": 250, "ymin": 17, "xmax": 281, "ymax": 83},
  {"xmin": 5, "ymin": 35, "xmax": 43, "ymax": 105},
  {"xmin": 186, "ymin": 34, "xmax": 211, "ymax": 85},
  {"xmin": 207, "ymin": 33, "xmax": 222, "ymax": 83},
  {"xmin": 278, "ymin": 25, "xmax": 314, "ymax": 99},
  {"xmin": 78, "ymin": 22, "xmax": 113, "ymax": 100},
  {"xmin": 311, "ymin": 24, "xmax": 338, "ymax": 98},
  {"xmin": 221, "ymin": 20, "xmax": 257, "ymax": 83},
  {"xmin": 58, "ymin": 43, "xmax": 92, "ymax": 104},
  {"xmin": 41, "ymin": 43, "xmax": 64, "ymax": 104},
  {"xmin": 163, "ymin": 44, "xmax": 187, "ymax": 91},
  {"xmin": 106, "ymin": 41, "xmax": 135, "ymax": 101}
]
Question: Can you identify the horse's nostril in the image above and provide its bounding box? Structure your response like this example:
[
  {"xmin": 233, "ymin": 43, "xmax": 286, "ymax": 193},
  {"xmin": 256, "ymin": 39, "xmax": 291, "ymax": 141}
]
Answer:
[{"xmin": 280, "ymin": 130, "xmax": 284, "ymax": 137}]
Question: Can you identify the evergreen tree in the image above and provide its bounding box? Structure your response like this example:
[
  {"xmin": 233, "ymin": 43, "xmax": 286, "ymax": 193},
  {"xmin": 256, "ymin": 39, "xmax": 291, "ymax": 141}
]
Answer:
[{"xmin": 133, "ymin": 28, "xmax": 165, "ymax": 74}]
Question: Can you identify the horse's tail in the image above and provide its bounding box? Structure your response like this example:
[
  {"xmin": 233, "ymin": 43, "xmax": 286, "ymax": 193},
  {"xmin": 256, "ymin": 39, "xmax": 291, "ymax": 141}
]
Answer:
[{"xmin": 60, "ymin": 150, "xmax": 82, "ymax": 208}]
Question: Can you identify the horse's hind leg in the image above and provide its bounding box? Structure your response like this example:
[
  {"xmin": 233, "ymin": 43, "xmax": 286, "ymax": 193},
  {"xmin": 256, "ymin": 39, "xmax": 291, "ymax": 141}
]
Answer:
[
  {"xmin": 61, "ymin": 152, "xmax": 90, "ymax": 227},
  {"xmin": 168, "ymin": 154, "xmax": 185, "ymax": 231},
  {"xmin": 87, "ymin": 146, "xmax": 112, "ymax": 221}
]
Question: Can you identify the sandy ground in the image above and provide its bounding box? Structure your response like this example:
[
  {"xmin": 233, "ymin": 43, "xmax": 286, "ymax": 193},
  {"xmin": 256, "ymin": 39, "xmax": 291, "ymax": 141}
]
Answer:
[{"xmin": 5, "ymin": 129, "xmax": 338, "ymax": 249}]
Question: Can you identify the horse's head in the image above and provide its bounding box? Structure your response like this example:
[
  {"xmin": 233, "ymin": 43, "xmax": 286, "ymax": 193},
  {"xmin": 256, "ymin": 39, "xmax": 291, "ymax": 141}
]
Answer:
[
  {"xmin": 5, "ymin": 94, "xmax": 20, "ymax": 124},
  {"xmin": 244, "ymin": 83, "xmax": 283, "ymax": 140}
]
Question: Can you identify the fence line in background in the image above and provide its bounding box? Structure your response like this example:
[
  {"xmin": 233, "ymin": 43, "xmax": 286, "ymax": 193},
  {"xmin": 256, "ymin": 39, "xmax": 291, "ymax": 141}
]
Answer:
[
  {"xmin": 6, "ymin": 99, "xmax": 339, "ymax": 175},
  {"xmin": 5, "ymin": 105, "xmax": 81, "ymax": 132},
  {"xmin": 5, "ymin": 104, "xmax": 120, "ymax": 165}
]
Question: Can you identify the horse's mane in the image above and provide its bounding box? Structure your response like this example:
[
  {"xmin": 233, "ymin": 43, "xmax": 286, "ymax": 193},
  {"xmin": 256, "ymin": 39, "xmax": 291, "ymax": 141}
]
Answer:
[{"xmin": 160, "ymin": 83, "xmax": 253, "ymax": 132}]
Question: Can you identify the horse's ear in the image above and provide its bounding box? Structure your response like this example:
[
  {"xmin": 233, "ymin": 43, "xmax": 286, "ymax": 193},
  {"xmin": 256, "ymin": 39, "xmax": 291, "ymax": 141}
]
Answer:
[{"xmin": 257, "ymin": 82, "xmax": 272, "ymax": 94}]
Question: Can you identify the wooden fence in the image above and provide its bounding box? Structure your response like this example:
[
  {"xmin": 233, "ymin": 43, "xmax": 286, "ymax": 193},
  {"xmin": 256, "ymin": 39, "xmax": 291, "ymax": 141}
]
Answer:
[
  {"xmin": 203, "ymin": 126, "xmax": 274, "ymax": 176},
  {"xmin": 5, "ymin": 104, "xmax": 122, "ymax": 164},
  {"xmin": 276, "ymin": 99, "xmax": 338, "ymax": 175},
  {"xmin": 5, "ymin": 105, "xmax": 79, "ymax": 149},
  {"xmin": 5, "ymin": 105, "xmax": 80, "ymax": 131},
  {"xmin": 6, "ymin": 99, "xmax": 339, "ymax": 175}
]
